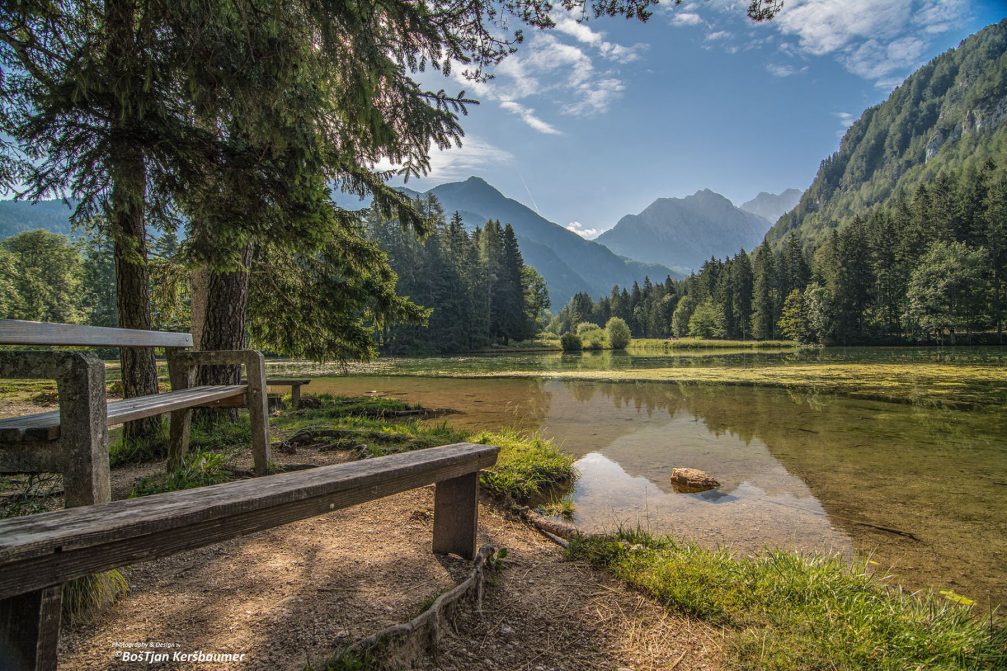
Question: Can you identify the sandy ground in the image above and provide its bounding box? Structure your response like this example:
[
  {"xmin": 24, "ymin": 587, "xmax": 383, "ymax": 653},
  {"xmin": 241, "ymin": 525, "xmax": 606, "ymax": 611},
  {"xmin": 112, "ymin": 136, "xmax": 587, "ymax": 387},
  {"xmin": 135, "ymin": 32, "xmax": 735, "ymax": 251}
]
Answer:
[{"xmin": 58, "ymin": 485, "xmax": 722, "ymax": 671}]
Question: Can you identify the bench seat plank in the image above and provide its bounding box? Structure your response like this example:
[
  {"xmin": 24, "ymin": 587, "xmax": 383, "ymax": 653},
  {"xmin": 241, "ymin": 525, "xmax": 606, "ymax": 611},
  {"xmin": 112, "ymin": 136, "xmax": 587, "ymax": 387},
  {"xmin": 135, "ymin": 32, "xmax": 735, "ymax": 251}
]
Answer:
[
  {"xmin": 0, "ymin": 385, "xmax": 247, "ymax": 443},
  {"xmin": 0, "ymin": 443, "xmax": 499, "ymax": 599}
]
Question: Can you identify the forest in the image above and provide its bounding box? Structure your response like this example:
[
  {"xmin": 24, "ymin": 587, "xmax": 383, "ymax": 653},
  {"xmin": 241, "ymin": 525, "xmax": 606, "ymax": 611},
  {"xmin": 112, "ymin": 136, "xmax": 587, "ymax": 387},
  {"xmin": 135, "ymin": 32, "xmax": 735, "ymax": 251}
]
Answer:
[{"xmin": 551, "ymin": 157, "xmax": 1007, "ymax": 345}]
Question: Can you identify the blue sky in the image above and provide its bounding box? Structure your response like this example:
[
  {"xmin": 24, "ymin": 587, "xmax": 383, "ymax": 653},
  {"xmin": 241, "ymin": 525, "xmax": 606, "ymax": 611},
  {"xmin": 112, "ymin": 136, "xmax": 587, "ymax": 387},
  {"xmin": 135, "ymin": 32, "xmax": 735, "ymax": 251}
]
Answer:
[{"xmin": 392, "ymin": 0, "xmax": 1007, "ymax": 238}]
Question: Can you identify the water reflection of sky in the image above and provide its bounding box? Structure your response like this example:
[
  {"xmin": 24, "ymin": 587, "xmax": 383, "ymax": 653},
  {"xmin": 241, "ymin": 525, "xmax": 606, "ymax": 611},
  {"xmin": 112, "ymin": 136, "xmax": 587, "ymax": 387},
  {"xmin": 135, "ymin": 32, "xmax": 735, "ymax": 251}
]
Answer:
[{"xmin": 301, "ymin": 374, "xmax": 1007, "ymax": 605}]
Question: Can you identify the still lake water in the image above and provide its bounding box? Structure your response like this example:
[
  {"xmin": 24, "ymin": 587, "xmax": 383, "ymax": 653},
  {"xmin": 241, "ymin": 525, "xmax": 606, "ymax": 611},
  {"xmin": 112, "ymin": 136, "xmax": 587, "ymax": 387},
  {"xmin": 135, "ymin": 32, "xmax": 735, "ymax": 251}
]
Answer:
[{"xmin": 270, "ymin": 348, "xmax": 1007, "ymax": 606}]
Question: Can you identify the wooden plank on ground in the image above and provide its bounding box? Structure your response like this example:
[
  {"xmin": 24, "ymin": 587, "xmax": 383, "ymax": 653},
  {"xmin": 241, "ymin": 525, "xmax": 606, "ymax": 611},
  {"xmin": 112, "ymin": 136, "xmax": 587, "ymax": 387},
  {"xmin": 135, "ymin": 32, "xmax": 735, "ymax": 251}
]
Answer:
[
  {"xmin": 0, "ymin": 443, "xmax": 499, "ymax": 599},
  {"xmin": 0, "ymin": 320, "xmax": 193, "ymax": 348}
]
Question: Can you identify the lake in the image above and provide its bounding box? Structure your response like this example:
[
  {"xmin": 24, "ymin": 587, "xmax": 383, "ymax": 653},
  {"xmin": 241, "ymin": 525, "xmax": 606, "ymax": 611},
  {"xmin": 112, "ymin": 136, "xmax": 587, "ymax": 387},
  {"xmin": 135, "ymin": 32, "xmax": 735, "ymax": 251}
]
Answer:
[{"xmin": 267, "ymin": 348, "xmax": 1007, "ymax": 606}]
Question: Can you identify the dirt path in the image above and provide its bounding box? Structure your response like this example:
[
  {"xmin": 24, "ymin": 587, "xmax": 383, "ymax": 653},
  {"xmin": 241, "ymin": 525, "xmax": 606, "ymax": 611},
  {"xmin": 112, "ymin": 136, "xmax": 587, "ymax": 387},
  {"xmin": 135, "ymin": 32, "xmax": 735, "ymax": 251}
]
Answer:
[{"xmin": 60, "ymin": 487, "xmax": 722, "ymax": 670}]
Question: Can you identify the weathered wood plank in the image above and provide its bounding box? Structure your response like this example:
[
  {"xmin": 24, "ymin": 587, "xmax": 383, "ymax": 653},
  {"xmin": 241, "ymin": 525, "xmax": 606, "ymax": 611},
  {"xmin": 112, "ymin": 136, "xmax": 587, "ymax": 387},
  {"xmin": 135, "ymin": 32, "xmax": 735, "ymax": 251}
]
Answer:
[
  {"xmin": 0, "ymin": 443, "xmax": 499, "ymax": 599},
  {"xmin": 0, "ymin": 320, "xmax": 193, "ymax": 348},
  {"xmin": 0, "ymin": 386, "xmax": 247, "ymax": 443},
  {"xmin": 264, "ymin": 379, "xmax": 312, "ymax": 385}
]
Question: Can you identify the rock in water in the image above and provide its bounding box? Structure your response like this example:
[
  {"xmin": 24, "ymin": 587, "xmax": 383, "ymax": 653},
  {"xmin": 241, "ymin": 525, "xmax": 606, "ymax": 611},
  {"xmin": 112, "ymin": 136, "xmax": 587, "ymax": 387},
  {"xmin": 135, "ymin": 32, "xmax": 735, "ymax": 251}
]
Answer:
[{"xmin": 671, "ymin": 467, "xmax": 720, "ymax": 493}]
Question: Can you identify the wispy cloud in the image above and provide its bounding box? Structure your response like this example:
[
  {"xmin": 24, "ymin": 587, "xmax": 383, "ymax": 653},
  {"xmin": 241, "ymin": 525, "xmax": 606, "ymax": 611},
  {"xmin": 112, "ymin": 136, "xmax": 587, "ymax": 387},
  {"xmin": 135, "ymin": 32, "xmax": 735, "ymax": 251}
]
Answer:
[
  {"xmin": 451, "ymin": 23, "xmax": 639, "ymax": 132},
  {"xmin": 694, "ymin": 0, "xmax": 969, "ymax": 89},
  {"xmin": 553, "ymin": 14, "xmax": 648, "ymax": 63},
  {"xmin": 565, "ymin": 221, "xmax": 602, "ymax": 238},
  {"xmin": 766, "ymin": 63, "xmax": 808, "ymax": 77},
  {"xmin": 378, "ymin": 136, "xmax": 514, "ymax": 183},
  {"xmin": 833, "ymin": 111, "xmax": 857, "ymax": 138},
  {"xmin": 499, "ymin": 101, "xmax": 562, "ymax": 135}
]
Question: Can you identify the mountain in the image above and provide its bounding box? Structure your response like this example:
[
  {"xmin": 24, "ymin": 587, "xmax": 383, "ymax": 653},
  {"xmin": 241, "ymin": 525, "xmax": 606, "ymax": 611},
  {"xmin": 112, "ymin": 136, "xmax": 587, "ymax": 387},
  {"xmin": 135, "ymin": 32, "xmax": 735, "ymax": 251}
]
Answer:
[
  {"xmin": 595, "ymin": 189, "xmax": 772, "ymax": 273},
  {"xmin": 767, "ymin": 19, "xmax": 1007, "ymax": 247},
  {"xmin": 740, "ymin": 188, "xmax": 802, "ymax": 224},
  {"xmin": 422, "ymin": 177, "xmax": 677, "ymax": 306},
  {"xmin": 0, "ymin": 199, "xmax": 75, "ymax": 239}
]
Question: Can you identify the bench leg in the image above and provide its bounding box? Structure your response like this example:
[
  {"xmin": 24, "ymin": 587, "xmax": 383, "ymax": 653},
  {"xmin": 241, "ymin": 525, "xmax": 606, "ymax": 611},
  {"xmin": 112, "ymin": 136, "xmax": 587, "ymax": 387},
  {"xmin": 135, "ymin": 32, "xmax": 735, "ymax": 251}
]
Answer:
[
  {"xmin": 290, "ymin": 384, "xmax": 301, "ymax": 409},
  {"xmin": 167, "ymin": 408, "xmax": 193, "ymax": 472},
  {"xmin": 244, "ymin": 352, "xmax": 270, "ymax": 476},
  {"xmin": 433, "ymin": 473, "xmax": 479, "ymax": 560},
  {"xmin": 0, "ymin": 586, "xmax": 62, "ymax": 671},
  {"xmin": 58, "ymin": 355, "xmax": 110, "ymax": 508}
]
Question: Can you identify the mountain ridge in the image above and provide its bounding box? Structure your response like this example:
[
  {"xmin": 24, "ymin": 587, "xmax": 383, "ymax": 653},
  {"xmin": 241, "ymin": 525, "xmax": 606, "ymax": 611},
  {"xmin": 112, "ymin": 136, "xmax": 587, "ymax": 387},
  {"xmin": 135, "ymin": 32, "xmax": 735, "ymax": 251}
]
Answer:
[
  {"xmin": 739, "ymin": 188, "xmax": 802, "ymax": 224},
  {"xmin": 595, "ymin": 188, "xmax": 772, "ymax": 273}
]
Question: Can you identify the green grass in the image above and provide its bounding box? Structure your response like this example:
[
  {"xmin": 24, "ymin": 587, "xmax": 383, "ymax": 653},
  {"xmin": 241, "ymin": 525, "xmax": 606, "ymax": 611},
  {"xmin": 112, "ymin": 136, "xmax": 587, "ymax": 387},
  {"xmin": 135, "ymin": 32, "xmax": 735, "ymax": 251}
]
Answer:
[
  {"xmin": 470, "ymin": 430, "xmax": 576, "ymax": 504},
  {"xmin": 109, "ymin": 422, "xmax": 170, "ymax": 466},
  {"xmin": 129, "ymin": 450, "xmax": 233, "ymax": 497},
  {"xmin": 569, "ymin": 529, "xmax": 1007, "ymax": 671},
  {"xmin": 62, "ymin": 571, "xmax": 129, "ymax": 622}
]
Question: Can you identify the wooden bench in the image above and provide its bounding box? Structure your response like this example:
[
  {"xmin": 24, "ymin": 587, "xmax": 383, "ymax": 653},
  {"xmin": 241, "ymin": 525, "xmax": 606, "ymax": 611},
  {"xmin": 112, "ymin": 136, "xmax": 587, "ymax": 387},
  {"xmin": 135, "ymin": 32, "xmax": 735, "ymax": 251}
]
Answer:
[
  {"xmin": 0, "ymin": 442, "xmax": 499, "ymax": 671},
  {"xmin": 0, "ymin": 319, "xmax": 271, "ymax": 508},
  {"xmin": 263, "ymin": 378, "xmax": 311, "ymax": 407}
]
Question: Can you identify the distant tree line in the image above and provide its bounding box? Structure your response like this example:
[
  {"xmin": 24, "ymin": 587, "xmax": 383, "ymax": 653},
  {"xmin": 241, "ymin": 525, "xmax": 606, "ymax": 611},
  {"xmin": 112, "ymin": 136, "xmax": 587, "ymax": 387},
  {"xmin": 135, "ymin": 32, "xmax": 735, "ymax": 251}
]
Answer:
[
  {"xmin": 552, "ymin": 158, "xmax": 1007, "ymax": 345},
  {"xmin": 365, "ymin": 196, "xmax": 550, "ymax": 354}
]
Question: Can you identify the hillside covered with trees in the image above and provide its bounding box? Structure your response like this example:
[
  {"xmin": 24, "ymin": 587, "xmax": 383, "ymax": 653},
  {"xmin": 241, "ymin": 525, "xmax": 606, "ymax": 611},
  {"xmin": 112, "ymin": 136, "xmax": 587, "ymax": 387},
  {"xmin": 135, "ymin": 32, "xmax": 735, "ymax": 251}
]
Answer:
[{"xmin": 768, "ymin": 19, "xmax": 1007, "ymax": 248}]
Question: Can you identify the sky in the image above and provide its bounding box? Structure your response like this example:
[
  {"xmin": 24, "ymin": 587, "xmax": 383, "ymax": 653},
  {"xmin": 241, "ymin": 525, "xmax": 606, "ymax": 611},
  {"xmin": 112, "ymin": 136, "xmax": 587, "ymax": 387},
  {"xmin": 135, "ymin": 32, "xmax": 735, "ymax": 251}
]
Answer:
[{"xmin": 390, "ymin": 0, "xmax": 1007, "ymax": 238}]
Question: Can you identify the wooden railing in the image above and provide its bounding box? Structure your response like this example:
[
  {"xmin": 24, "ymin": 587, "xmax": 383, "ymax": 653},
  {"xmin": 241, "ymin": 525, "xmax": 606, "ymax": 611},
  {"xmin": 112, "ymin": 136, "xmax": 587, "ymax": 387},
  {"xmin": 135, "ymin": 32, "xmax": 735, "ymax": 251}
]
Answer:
[{"xmin": 0, "ymin": 442, "xmax": 499, "ymax": 671}]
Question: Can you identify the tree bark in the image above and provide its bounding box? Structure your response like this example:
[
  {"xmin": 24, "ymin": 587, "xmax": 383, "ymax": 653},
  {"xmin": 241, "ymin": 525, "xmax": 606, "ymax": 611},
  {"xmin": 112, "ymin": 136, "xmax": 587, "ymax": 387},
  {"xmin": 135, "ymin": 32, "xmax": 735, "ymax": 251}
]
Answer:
[
  {"xmin": 106, "ymin": 0, "xmax": 159, "ymax": 442},
  {"xmin": 109, "ymin": 146, "xmax": 160, "ymax": 442},
  {"xmin": 196, "ymin": 244, "xmax": 255, "ymax": 386}
]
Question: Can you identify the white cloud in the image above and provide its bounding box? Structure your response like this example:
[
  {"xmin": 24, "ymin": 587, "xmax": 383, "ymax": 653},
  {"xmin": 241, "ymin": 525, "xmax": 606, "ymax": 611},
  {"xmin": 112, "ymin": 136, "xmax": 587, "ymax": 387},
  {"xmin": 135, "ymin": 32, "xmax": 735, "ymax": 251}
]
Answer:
[
  {"xmin": 834, "ymin": 111, "xmax": 856, "ymax": 128},
  {"xmin": 500, "ymin": 101, "xmax": 562, "ymax": 135},
  {"xmin": 671, "ymin": 11, "xmax": 704, "ymax": 26},
  {"xmin": 706, "ymin": 30, "xmax": 733, "ymax": 41},
  {"xmin": 378, "ymin": 136, "xmax": 514, "ymax": 182},
  {"xmin": 553, "ymin": 13, "xmax": 647, "ymax": 63},
  {"xmin": 769, "ymin": 0, "xmax": 968, "ymax": 86},
  {"xmin": 833, "ymin": 111, "xmax": 857, "ymax": 138},
  {"xmin": 566, "ymin": 221, "xmax": 602, "ymax": 238},
  {"xmin": 451, "ymin": 30, "xmax": 632, "ymax": 124},
  {"xmin": 766, "ymin": 63, "xmax": 808, "ymax": 77}
]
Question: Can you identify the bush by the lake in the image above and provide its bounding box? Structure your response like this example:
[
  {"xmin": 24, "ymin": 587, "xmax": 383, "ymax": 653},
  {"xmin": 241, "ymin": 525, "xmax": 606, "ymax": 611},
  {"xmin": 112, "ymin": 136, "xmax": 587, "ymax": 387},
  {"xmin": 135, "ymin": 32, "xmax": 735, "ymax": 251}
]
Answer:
[
  {"xmin": 605, "ymin": 317, "xmax": 632, "ymax": 349},
  {"xmin": 569, "ymin": 529, "xmax": 1007, "ymax": 671},
  {"xmin": 560, "ymin": 332, "xmax": 582, "ymax": 352}
]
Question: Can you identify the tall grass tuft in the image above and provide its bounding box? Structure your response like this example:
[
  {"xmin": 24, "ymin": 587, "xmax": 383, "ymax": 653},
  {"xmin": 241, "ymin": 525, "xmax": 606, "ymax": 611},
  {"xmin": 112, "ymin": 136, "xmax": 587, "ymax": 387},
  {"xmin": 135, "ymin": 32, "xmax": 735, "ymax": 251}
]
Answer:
[
  {"xmin": 470, "ymin": 430, "xmax": 576, "ymax": 504},
  {"xmin": 62, "ymin": 570, "xmax": 129, "ymax": 622},
  {"xmin": 569, "ymin": 529, "xmax": 1007, "ymax": 671}
]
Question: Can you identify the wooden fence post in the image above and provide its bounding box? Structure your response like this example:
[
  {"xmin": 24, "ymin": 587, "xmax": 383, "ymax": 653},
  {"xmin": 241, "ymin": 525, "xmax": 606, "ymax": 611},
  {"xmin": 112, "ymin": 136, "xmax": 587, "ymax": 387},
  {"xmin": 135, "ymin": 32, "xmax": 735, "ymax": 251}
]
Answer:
[
  {"xmin": 433, "ymin": 472, "xmax": 479, "ymax": 560},
  {"xmin": 57, "ymin": 353, "xmax": 110, "ymax": 508},
  {"xmin": 166, "ymin": 350, "xmax": 195, "ymax": 472},
  {"xmin": 244, "ymin": 351, "xmax": 270, "ymax": 476}
]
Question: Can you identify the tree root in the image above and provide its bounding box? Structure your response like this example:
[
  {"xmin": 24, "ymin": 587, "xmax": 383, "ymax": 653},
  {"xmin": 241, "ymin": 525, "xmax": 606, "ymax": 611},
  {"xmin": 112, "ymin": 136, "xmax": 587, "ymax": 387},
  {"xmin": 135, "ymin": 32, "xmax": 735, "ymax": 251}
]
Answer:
[
  {"xmin": 516, "ymin": 506, "xmax": 577, "ymax": 547},
  {"xmin": 329, "ymin": 545, "xmax": 498, "ymax": 670}
]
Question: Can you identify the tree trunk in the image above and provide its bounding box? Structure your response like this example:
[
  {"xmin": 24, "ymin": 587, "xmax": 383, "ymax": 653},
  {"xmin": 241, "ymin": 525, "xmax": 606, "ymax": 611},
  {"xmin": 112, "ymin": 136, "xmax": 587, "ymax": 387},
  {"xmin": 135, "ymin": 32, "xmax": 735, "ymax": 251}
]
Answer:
[
  {"xmin": 105, "ymin": 0, "xmax": 159, "ymax": 442},
  {"xmin": 109, "ymin": 147, "xmax": 160, "ymax": 441},
  {"xmin": 197, "ymin": 244, "xmax": 254, "ymax": 385}
]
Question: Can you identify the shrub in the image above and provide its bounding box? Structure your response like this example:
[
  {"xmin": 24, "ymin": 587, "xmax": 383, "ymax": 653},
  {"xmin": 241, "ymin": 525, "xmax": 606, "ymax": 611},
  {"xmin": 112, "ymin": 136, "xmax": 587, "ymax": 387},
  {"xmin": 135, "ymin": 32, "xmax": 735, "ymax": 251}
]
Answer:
[
  {"xmin": 575, "ymin": 321, "xmax": 601, "ymax": 335},
  {"xmin": 605, "ymin": 317, "xmax": 632, "ymax": 349},
  {"xmin": 579, "ymin": 327, "xmax": 606, "ymax": 350},
  {"xmin": 560, "ymin": 331, "xmax": 582, "ymax": 351}
]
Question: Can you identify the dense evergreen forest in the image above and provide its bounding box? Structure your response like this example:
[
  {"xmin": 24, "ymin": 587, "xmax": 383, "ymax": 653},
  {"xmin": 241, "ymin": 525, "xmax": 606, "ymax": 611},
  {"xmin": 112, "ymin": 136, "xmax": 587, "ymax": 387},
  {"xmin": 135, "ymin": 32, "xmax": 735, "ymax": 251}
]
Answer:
[
  {"xmin": 552, "ymin": 158, "xmax": 1007, "ymax": 345},
  {"xmin": 365, "ymin": 195, "xmax": 550, "ymax": 353}
]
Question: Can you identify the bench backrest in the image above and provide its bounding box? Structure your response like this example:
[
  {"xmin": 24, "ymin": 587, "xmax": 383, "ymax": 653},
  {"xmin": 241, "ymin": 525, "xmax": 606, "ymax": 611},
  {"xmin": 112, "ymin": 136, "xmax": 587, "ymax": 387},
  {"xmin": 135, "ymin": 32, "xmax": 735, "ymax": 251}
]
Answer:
[{"xmin": 0, "ymin": 319, "xmax": 193, "ymax": 348}]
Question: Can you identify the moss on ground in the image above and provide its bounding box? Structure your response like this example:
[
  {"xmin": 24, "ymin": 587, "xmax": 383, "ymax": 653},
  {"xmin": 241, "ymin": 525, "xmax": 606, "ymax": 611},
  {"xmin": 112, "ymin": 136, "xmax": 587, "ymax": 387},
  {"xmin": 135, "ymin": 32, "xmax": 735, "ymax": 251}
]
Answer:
[{"xmin": 569, "ymin": 530, "xmax": 1007, "ymax": 671}]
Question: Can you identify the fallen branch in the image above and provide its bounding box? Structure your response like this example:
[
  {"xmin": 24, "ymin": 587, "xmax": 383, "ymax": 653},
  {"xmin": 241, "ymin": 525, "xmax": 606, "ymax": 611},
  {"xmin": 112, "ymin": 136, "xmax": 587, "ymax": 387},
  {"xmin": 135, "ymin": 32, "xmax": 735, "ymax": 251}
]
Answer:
[{"xmin": 329, "ymin": 545, "xmax": 498, "ymax": 670}]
